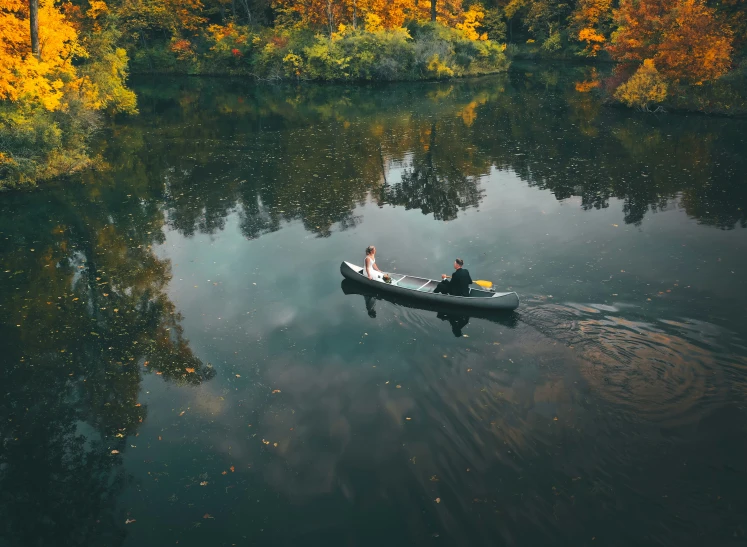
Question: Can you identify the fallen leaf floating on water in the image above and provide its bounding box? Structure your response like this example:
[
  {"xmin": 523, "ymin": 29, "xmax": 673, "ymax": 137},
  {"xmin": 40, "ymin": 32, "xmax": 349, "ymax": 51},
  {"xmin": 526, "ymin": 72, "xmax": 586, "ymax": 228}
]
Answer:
[
  {"xmin": 203, "ymin": 514, "xmax": 214, "ymax": 519},
  {"xmin": 235, "ymin": 374, "xmax": 241, "ymax": 378},
  {"xmin": 135, "ymin": 403, "xmax": 141, "ymax": 407},
  {"xmin": 185, "ymin": 367, "xmax": 195, "ymax": 373},
  {"xmin": 273, "ymin": 442, "xmax": 278, "ymax": 447},
  {"xmin": 396, "ymin": 385, "xmax": 402, "ymax": 389},
  {"xmin": 271, "ymin": 389, "xmax": 281, "ymax": 394},
  {"xmin": 179, "ymin": 411, "xmax": 185, "ymax": 416},
  {"xmin": 230, "ymin": 466, "xmax": 235, "ymax": 472},
  {"xmin": 430, "ymin": 475, "xmax": 439, "ymax": 482},
  {"xmin": 435, "ymin": 498, "xmax": 441, "ymax": 504},
  {"xmin": 221, "ymin": 471, "xmax": 227, "ymax": 475},
  {"xmin": 405, "ymin": 417, "xmax": 412, "ymax": 421},
  {"xmin": 158, "ymin": 436, "xmax": 162, "ymax": 441},
  {"xmin": 125, "ymin": 519, "xmax": 136, "ymax": 525},
  {"xmin": 200, "ymin": 481, "xmax": 208, "ymax": 486},
  {"xmin": 262, "ymin": 439, "xmax": 270, "ymax": 445},
  {"xmin": 110, "ymin": 450, "xmax": 120, "ymax": 454}
]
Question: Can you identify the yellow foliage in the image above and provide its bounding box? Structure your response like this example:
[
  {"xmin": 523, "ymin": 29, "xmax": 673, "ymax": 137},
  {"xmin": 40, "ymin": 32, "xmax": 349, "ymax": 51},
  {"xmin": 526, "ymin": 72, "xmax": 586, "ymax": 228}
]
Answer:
[
  {"xmin": 456, "ymin": 5, "xmax": 488, "ymax": 41},
  {"xmin": 427, "ymin": 54, "xmax": 454, "ymax": 78},
  {"xmin": 614, "ymin": 59, "xmax": 668, "ymax": 110},
  {"xmin": 364, "ymin": 13, "xmax": 384, "ymax": 33},
  {"xmin": 0, "ymin": 0, "xmax": 80, "ymax": 110}
]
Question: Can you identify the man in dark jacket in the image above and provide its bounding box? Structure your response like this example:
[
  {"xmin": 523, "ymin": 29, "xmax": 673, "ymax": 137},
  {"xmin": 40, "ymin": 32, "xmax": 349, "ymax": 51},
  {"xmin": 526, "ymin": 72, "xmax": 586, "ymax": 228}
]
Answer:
[{"xmin": 433, "ymin": 258, "xmax": 473, "ymax": 297}]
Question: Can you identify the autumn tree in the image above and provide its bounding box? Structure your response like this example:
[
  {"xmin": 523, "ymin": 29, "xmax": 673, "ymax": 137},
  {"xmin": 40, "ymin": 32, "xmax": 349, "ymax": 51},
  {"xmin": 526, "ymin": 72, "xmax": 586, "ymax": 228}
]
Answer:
[
  {"xmin": 571, "ymin": 0, "xmax": 613, "ymax": 55},
  {"xmin": 608, "ymin": 0, "xmax": 734, "ymax": 85}
]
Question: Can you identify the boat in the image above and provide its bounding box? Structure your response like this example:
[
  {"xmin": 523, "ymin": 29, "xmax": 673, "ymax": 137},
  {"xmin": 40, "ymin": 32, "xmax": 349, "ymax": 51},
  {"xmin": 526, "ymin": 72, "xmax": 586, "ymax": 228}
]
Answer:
[{"xmin": 340, "ymin": 261, "xmax": 520, "ymax": 311}]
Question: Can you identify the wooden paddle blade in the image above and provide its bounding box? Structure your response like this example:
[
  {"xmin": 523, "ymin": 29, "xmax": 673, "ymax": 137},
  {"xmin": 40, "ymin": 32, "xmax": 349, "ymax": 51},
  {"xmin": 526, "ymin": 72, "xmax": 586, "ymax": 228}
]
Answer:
[{"xmin": 474, "ymin": 280, "xmax": 493, "ymax": 288}]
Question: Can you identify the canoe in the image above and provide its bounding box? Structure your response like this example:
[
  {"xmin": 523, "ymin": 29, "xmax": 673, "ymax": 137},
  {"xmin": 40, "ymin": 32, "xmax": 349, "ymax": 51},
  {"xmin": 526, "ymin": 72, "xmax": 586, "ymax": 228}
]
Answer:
[{"xmin": 340, "ymin": 261, "xmax": 520, "ymax": 311}]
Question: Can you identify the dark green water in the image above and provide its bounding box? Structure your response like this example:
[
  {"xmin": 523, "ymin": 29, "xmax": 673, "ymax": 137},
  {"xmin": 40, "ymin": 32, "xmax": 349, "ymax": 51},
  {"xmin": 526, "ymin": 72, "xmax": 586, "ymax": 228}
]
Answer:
[{"xmin": 2, "ymin": 64, "xmax": 747, "ymax": 547}]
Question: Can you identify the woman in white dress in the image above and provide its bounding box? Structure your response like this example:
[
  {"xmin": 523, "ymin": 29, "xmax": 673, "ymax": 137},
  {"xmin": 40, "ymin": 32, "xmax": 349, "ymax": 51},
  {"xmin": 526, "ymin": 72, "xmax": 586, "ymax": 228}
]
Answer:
[{"xmin": 364, "ymin": 245, "xmax": 384, "ymax": 281}]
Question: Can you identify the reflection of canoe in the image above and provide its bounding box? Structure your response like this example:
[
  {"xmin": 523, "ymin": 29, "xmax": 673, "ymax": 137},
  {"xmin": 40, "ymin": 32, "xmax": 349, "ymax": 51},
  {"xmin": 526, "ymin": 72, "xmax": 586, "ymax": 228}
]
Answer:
[
  {"xmin": 340, "ymin": 261, "xmax": 520, "ymax": 311},
  {"xmin": 341, "ymin": 279, "xmax": 519, "ymax": 328}
]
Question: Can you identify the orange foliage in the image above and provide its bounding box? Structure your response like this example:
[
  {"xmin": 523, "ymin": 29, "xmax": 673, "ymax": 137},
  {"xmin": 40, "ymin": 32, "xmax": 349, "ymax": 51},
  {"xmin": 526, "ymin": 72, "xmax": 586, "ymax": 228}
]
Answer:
[
  {"xmin": 274, "ymin": 0, "xmax": 466, "ymax": 32},
  {"xmin": 575, "ymin": 79, "xmax": 601, "ymax": 92},
  {"xmin": 608, "ymin": 0, "xmax": 733, "ymax": 85}
]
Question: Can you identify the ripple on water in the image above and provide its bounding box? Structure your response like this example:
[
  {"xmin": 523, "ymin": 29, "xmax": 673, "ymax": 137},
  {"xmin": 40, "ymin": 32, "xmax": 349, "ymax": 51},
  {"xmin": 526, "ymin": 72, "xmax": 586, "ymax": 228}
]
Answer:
[{"xmin": 520, "ymin": 303, "xmax": 746, "ymax": 426}]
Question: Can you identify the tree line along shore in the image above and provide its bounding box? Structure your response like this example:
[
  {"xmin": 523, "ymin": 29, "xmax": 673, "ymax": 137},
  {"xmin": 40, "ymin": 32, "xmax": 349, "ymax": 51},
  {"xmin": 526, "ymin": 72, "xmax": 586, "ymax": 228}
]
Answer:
[{"xmin": 1, "ymin": 0, "xmax": 745, "ymax": 188}]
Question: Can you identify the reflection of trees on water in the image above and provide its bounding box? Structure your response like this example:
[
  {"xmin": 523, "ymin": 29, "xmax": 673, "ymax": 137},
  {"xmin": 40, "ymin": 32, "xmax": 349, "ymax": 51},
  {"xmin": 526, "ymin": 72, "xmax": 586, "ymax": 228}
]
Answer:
[
  {"xmin": 0, "ymin": 184, "xmax": 212, "ymax": 546},
  {"xmin": 381, "ymin": 123, "xmax": 484, "ymax": 221},
  {"xmin": 115, "ymin": 69, "xmax": 747, "ymax": 246}
]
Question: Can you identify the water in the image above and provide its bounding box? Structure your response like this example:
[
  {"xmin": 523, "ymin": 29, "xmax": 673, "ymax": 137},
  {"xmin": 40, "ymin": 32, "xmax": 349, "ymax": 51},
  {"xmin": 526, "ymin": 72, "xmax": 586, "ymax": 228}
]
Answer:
[{"xmin": 1, "ymin": 64, "xmax": 747, "ymax": 547}]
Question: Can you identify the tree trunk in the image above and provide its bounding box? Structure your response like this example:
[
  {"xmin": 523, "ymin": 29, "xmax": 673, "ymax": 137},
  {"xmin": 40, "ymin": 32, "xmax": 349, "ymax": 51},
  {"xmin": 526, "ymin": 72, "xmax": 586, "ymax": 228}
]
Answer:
[
  {"xmin": 29, "ymin": 0, "xmax": 40, "ymax": 58},
  {"xmin": 326, "ymin": 0, "xmax": 334, "ymax": 35},
  {"xmin": 430, "ymin": 0, "xmax": 436, "ymax": 22}
]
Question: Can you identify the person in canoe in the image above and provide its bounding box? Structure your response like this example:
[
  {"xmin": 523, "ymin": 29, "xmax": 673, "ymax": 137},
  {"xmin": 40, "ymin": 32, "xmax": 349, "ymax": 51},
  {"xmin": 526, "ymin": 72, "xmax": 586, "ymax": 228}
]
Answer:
[
  {"xmin": 364, "ymin": 245, "xmax": 385, "ymax": 282},
  {"xmin": 434, "ymin": 258, "xmax": 473, "ymax": 296}
]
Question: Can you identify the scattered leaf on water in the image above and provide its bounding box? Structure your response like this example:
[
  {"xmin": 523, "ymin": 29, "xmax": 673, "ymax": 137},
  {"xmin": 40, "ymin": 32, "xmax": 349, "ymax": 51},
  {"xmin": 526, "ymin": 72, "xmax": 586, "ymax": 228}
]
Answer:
[
  {"xmin": 553, "ymin": 417, "xmax": 558, "ymax": 421},
  {"xmin": 111, "ymin": 450, "xmax": 120, "ymax": 454},
  {"xmin": 467, "ymin": 368, "xmax": 472, "ymax": 372},
  {"xmin": 125, "ymin": 519, "xmax": 136, "ymax": 524},
  {"xmin": 463, "ymin": 334, "xmax": 469, "ymax": 338},
  {"xmin": 230, "ymin": 466, "xmax": 235, "ymax": 472},
  {"xmin": 135, "ymin": 403, "xmax": 141, "ymax": 407},
  {"xmin": 200, "ymin": 481, "xmax": 208, "ymax": 486},
  {"xmin": 203, "ymin": 514, "xmax": 214, "ymax": 519},
  {"xmin": 235, "ymin": 374, "xmax": 241, "ymax": 378},
  {"xmin": 221, "ymin": 471, "xmax": 227, "ymax": 475},
  {"xmin": 179, "ymin": 411, "xmax": 185, "ymax": 416},
  {"xmin": 185, "ymin": 367, "xmax": 195, "ymax": 373},
  {"xmin": 272, "ymin": 389, "xmax": 281, "ymax": 394},
  {"xmin": 405, "ymin": 417, "xmax": 412, "ymax": 421},
  {"xmin": 158, "ymin": 436, "xmax": 162, "ymax": 441},
  {"xmin": 396, "ymin": 385, "xmax": 401, "ymax": 389},
  {"xmin": 430, "ymin": 475, "xmax": 439, "ymax": 482},
  {"xmin": 435, "ymin": 498, "xmax": 441, "ymax": 504},
  {"xmin": 273, "ymin": 442, "xmax": 278, "ymax": 447}
]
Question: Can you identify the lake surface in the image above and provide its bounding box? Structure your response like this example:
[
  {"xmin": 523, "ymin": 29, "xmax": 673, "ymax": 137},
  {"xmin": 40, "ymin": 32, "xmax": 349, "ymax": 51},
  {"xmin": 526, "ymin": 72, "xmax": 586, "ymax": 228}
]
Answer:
[{"xmin": 2, "ymin": 64, "xmax": 747, "ymax": 547}]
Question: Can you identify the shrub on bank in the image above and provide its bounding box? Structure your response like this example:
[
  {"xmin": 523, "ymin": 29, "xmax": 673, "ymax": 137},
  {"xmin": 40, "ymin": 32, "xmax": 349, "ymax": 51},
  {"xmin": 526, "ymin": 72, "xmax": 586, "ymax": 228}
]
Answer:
[{"xmin": 130, "ymin": 21, "xmax": 509, "ymax": 81}]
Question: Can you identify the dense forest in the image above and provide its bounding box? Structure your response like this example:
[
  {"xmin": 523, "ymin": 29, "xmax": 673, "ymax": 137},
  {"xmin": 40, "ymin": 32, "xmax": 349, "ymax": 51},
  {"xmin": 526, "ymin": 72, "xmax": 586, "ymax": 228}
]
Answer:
[{"xmin": 1, "ymin": 0, "xmax": 746, "ymax": 187}]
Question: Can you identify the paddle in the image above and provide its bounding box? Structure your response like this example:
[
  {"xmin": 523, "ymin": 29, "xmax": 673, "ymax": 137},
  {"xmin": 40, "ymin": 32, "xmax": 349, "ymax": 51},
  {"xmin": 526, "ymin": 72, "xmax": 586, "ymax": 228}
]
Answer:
[{"xmin": 445, "ymin": 276, "xmax": 493, "ymax": 289}]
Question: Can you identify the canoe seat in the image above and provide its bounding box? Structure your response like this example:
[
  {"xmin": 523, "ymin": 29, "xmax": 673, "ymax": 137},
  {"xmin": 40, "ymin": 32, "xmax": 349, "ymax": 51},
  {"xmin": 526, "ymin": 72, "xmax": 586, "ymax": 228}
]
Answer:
[{"xmin": 396, "ymin": 276, "xmax": 431, "ymax": 290}]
